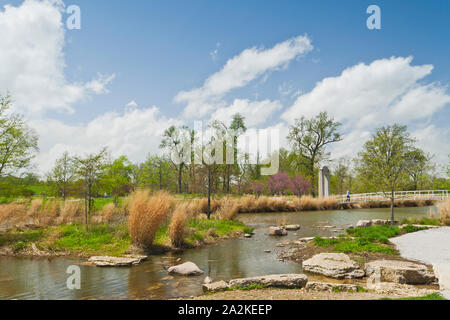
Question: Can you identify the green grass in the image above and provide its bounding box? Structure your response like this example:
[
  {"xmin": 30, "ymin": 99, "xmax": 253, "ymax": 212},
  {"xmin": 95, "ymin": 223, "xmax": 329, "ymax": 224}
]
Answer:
[
  {"xmin": 52, "ymin": 223, "xmax": 131, "ymax": 256},
  {"xmin": 313, "ymin": 225, "xmax": 428, "ymax": 255},
  {"xmin": 380, "ymin": 293, "xmax": 447, "ymax": 300},
  {"xmin": 401, "ymin": 217, "xmax": 441, "ymax": 226}
]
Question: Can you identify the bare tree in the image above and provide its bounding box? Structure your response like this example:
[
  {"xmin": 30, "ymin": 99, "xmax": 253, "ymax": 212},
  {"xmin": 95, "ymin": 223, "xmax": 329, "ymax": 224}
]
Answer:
[
  {"xmin": 74, "ymin": 148, "xmax": 108, "ymax": 231},
  {"xmin": 47, "ymin": 151, "xmax": 76, "ymax": 201}
]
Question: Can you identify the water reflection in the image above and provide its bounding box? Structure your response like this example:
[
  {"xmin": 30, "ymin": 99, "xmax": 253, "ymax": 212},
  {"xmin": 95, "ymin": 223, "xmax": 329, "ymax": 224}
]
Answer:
[{"xmin": 0, "ymin": 206, "xmax": 430, "ymax": 300}]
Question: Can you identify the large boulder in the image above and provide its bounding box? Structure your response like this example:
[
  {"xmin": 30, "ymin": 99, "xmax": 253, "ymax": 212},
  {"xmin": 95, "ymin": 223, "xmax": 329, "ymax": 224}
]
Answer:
[
  {"xmin": 168, "ymin": 261, "xmax": 204, "ymax": 276},
  {"xmin": 88, "ymin": 255, "xmax": 147, "ymax": 267},
  {"xmin": 269, "ymin": 226, "xmax": 288, "ymax": 236},
  {"xmin": 365, "ymin": 260, "xmax": 437, "ymax": 285},
  {"xmin": 202, "ymin": 280, "xmax": 229, "ymax": 292},
  {"xmin": 302, "ymin": 253, "xmax": 365, "ymax": 279},
  {"xmin": 356, "ymin": 220, "xmax": 372, "ymax": 227},
  {"xmin": 229, "ymin": 274, "xmax": 308, "ymax": 289}
]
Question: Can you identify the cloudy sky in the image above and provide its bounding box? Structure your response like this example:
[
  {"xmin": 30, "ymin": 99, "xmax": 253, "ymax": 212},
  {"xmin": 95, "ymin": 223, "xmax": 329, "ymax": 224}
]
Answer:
[{"xmin": 0, "ymin": 0, "xmax": 449, "ymax": 175}]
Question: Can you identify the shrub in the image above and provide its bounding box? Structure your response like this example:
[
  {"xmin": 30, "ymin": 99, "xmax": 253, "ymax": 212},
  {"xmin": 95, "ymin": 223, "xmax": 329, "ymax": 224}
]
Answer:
[{"xmin": 128, "ymin": 190, "xmax": 172, "ymax": 249}]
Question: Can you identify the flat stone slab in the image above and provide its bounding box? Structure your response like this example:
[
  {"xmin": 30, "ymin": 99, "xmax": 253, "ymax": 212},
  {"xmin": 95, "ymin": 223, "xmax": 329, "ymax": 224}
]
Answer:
[
  {"xmin": 202, "ymin": 280, "xmax": 229, "ymax": 292},
  {"xmin": 365, "ymin": 260, "xmax": 437, "ymax": 285},
  {"xmin": 370, "ymin": 282, "xmax": 438, "ymax": 297},
  {"xmin": 88, "ymin": 255, "xmax": 147, "ymax": 267},
  {"xmin": 302, "ymin": 253, "xmax": 365, "ymax": 279},
  {"xmin": 229, "ymin": 274, "xmax": 308, "ymax": 289},
  {"xmin": 168, "ymin": 261, "xmax": 204, "ymax": 276},
  {"xmin": 306, "ymin": 281, "xmax": 360, "ymax": 292}
]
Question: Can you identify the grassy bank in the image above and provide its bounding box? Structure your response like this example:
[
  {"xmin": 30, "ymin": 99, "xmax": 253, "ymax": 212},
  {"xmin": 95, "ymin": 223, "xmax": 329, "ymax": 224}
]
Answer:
[
  {"xmin": 312, "ymin": 225, "xmax": 428, "ymax": 256},
  {"xmin": 0, "ymin": 218, "xmax": 251, "ymax": 257},
  {"xmin": 380, "ymin": 293, "xmax": 447, "ymax": 300}
]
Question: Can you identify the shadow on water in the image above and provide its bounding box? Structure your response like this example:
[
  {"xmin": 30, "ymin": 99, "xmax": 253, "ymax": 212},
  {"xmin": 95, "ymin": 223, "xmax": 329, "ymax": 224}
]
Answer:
[{"xmin": 0, "ymin": 206, "xmax": 431, "ymax": 300}]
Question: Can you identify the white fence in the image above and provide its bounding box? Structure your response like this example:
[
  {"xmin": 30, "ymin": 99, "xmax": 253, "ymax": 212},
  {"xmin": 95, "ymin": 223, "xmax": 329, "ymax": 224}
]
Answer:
[{"xmin": 334, "ymin": 190, "xmax": 449, "ymax": 203}]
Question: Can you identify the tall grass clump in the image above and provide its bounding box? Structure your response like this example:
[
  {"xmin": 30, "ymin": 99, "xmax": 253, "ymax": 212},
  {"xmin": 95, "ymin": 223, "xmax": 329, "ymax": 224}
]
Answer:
[
  {"xmin": 216, "ymin": 199, "xmax": 239, "ymax": 220},
  {"xmin": 128, "ymin": 190, "xmax": 173, "ymax": 249},
  {"xmin": 39, "ymin": 199, "xmax": 60, "ymax": 226},
  {"xmin": 169, "ymin": 203, "xmax": 188, "ymax": 247},
  {"xmin": 94, "ymin": 203, "xmax": 122, "ymax": 224},
  {"xmin": 0, "ymin": 202, "xmax": 28, "ymax": 227},
  {"xmin": 27, "ymin": 199, "xmax": 43, "ymax": 221},
  {"xmin": 59, "ymin": 200, "xmax": 83, "ymax": 224},
  {"xmin": 437, "ymin": 199, "xmax": 450, "ymax": 226}
]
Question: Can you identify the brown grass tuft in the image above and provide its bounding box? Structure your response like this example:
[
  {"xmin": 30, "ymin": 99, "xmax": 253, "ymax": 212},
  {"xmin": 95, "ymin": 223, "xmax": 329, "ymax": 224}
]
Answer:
[
  {"xmin": 216, "ymin": 199, "xmax": 239, "ymax": 220},
  {"xmin": 0, "ymin": 202, "xmax": 28, "ymax": 227},
  {"xmin": 94, "ymin": 203, "xmax": 122, "ymax": 224},
  {"xmin": 169, "ymin": 203, "xmax": 188, "ymax": 247},
  {"xmin": 59, "ymin": 200, "xmax": 83, "ymax": 224},
  {"xmin": 128, "ymin": 190, "xmax": 173, "ymax": 249},
  {"xmin": 437, "ymin": 199, "xmax": 450, "ymax": 226}
]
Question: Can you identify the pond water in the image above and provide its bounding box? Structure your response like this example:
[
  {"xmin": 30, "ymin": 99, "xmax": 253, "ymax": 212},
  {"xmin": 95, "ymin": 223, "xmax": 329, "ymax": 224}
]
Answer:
[{"xmin": 0, "ymin": 206, "xmax": 432, "ymax": 300}]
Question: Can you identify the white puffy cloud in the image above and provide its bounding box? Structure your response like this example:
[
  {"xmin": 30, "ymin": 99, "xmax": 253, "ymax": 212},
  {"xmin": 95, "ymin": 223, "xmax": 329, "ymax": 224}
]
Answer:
[
  {"xmin": 31, "ymin": 106, "xmax": 181, "ymax": 174},
  {"xmin": 0, "ymin": 0, "xmax": 114, "ymax": 114},
  {"xmin": 176, "ymin": 34, "xmax": 313, "ymax": 118},
  {"xmin": 281, "ymin": 56, "xmax": 450, "ymax": 168},
  {"xmin": 210, "ymin": 98, "xmax": 282, "ymax": 127}
]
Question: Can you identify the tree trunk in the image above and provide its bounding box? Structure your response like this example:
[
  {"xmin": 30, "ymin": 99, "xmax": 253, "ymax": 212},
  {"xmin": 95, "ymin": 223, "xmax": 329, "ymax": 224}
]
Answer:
[
  {"xmin": 207, "ymin": 167, "xmax": 211, "ymax": 219},
  {"xmin": 84, "ymin": 188, "xmax": 88, "ymax": 232},
  {"xmin": 390, "ymin": 189, "xmax": 395, "ymax": 225},
  {"xmin": 178, "ymin": 164, "xmax": 182, "ymax": 194}
]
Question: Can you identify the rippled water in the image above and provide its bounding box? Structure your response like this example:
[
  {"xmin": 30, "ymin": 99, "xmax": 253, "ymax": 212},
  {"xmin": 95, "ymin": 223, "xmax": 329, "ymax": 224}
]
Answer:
[{"xmin": 0, "ymin": 206, "xmax": 431, "ymax": 300}]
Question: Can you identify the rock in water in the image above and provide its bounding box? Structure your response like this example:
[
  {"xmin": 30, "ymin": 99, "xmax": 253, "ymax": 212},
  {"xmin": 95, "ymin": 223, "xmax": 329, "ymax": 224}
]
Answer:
[
  {"xmin": 365, "ymin": 260, "xmax": 437, "ymax": 285},
  {"xmin": 269, "ymin": 226, "xmax": 288, "ymax": 236},
  {"xmin": 204, "ymin": 276, "xmax": 213, "ymax": 284},
  {"xmin": 302, "ymin": 253, "xmax": 365, "ymax": 279},
  {"xmin": 88, "ymin": 255, "xmax": 147, "ymax": 267},
  {"xmin": 167, "ymin": 261, "xmax": 204, "ymax": 276},
  {"xmin": 356, "ymin": 220, "xmax": 372, "ymax": 227},
  {"xmin": 229, "ymin": 274, "xmax": 308, "ymax": 289},
  {"xmin": 284, "ymin": 225, "xmax": 300, "ymax": 231},
  {"xmin": 202, "ymin": 281, "xmax": 229, "ymax": 292}
]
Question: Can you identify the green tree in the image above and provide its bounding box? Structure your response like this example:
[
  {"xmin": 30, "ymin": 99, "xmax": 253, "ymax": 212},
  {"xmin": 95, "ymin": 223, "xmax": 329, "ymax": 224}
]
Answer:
[
  {"xmin": 104, "ymin": 155, "xmax": 133, "ymax": 206},
  {"xmin": 0, "ymin": 94, "xmax": 39, "ymax": 177},
  {"xmin": 160, "ymin": 125, "xmax": 191, "ymax": 194},
  {"xmin": 74, "ymin": 148, "xmax": 108, "ymax": 230},
  {"xmin": 357, "ymin": 124, "xmax": 415, "ymax": 224},
  {"xmin": 287, "ymin": 112, "xmax": 342, "ymax": 196},
  {"xmin": 210, "ymin": 113, "xmax": 247, "ymax": 193},
  {"xmin": 404, "ymin": 148, "xmax": 431, "ymax": 190},
  {"xmin": 47, "ymin": 151, "xmax": 76, "ymax": 201}
]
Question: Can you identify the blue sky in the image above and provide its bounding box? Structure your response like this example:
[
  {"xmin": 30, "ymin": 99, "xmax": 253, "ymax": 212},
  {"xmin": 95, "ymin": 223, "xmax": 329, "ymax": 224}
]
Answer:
[
  {"xmin": 0, "ymin": 0, "xmax": 449, "ymax": 173},
  {"xmin": 60, "ymin": 0, "xmax": 450, "ymax": 121}
]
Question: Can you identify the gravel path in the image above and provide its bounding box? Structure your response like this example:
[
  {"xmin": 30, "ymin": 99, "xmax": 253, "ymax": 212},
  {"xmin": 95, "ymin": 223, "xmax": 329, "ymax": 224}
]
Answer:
[{"xmin": 391, "ymin": 227, "xmax": 450, "ymax": 299}]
